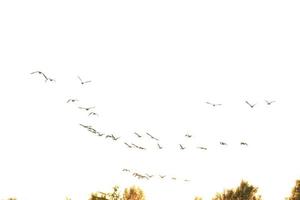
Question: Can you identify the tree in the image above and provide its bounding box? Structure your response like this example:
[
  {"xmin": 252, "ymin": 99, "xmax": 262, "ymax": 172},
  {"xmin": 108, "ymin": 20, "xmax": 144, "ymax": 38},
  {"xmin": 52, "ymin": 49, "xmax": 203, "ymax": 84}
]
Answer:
[
  {"xmin": 89, "ymin": 185, "xmax": 122, "ymax": 200},
  {"xmin": 194, "ymin": 197, "xmax": 203, "ymax": 200},
  {"xmin": 212, "ymin": 180, "xmax": 262, "ymax": 200},
  {"xmin": 123, "ymin": 186, "xmax": 145, "ymax": 200},
  {"xmin": 288, "ymin": 180, "xmax": 300, "ymax": 200}
]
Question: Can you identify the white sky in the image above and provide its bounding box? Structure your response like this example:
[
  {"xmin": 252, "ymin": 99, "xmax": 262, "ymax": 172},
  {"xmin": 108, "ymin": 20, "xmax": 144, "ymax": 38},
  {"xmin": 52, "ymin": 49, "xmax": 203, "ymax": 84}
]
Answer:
[{"xmin": 0, "ymin": 0, "xmax": 300, "ymax": 200}]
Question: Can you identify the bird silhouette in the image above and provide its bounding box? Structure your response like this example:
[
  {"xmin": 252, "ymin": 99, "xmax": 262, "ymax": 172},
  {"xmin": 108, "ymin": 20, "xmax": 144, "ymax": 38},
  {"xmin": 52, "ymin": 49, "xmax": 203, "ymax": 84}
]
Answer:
[
  {"xmin": 133, "ymin": 132, "xmax": 142, "ymax": 138},
  {"xmin": 97, "ymin": 132, "xmax": 104, "ymax": 137},
  {"xmin": 111, "ymin": 134, "xmax": 120, "ymax": 141},
  {"xmin": 88, "ymin": 112, "xmax": 99, "ymax": 117},
  {"xmin": 159, "ymin": 175, "xmax": 166, "ymax": 179},
  {"xmin": 46, "ymin": 77, "xmax": 56, "ymax": 82},
  {"xmin": 240, "ymin": 142, "xmax": 248, "ymax": 146},
  {"xmin": 78, "ymin": 76, "xmax": 91, "ymax": 85},
  {"xmin": 245, "ymin": 101, "xmax": 256, "ymax": 108},
  {"xmin": 78, "ymin": 106, "xmax": 95, "ymax": 111},
  {"xmin": 122, "ymin": 168, "xmax": 130, "ymax": 172},
  {"xmin": 79, "ymin": 123, "xmax": 92, "ymax": 129},
  {"xmin": 206, "ymin": 102, "xmax": 222, "ymax": 107},
  {"xmin": 179, "ymin": 144, "xmax": 186, "ymax": 150},
  {"xmin": 131, "ymin": 143, "xmax": 140, "ymax": 148},
  {"xmin": 265, "ymin": 100, "xmax": 276, "ymax": 105},
  {"xmin": 157, "ymin": 143, "xmax": 163, "ymax": 149},
  {"xmin": 124, "ymin": 142, "xmax": 132, "ymax": 148},
  {"xmin": 171, "ymin": 177, "xmax": 177, "ymax": 180},
  {"xmin": 220, "ymin": 142, "xmax": 227, "ymax": 146},
  {"xmin": 30, "ymin": 71, "xmax": 49, "ymax": 81},
  {"xmin": 145, "ymin": 132, "xmax": 159, "ymax": 141},
  {"xmin": 185, "ymin": 134, "xmax": 192, "ymax": 138},
  {"xmin": 145, "ymin": 174, "xmax": 154, "ymax": 178},
  {"xmin": 197, "ymin": 146, "xmax": 207, "ymax": 150},
  {"xmin": 184, "ymin": 179, "xmax": 191, "ymax": 182},
  {"xmin": 67, "ymin": 99, "xmax": 79, "ymax": 103}
]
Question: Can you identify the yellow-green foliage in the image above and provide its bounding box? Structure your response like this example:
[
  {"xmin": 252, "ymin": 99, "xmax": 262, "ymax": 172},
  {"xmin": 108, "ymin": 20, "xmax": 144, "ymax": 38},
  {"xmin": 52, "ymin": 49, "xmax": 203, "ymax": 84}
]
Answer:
[
  {"xmin": 123, "ymin": 186, "xmax": 145, "ymax": 200},
  {"xmin": 288, "ymin": 180, "xmax": 300, "ymax": 200},
  {"xmin": 212, "ymin": 180, "xmax": 262, "ymax": 200}
]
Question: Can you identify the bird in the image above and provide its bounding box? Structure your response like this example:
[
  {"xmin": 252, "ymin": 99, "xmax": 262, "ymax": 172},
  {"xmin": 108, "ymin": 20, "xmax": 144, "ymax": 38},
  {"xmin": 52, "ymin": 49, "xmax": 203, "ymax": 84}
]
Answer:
[
  {"xmin": 133, "ymin": 132, "xmax": 142, "ymax": 138},
  {"xmin": 185, "ymin": 134, "xmax": 192, "ymax": 138},
  {"xmin": 138, "ymin": 146, "xmax": 146, "ymax": 150},
  {"xmin": 105, "ymin": 134, "xmax": 113, "ymax": 139},
  {"xmin": 78, "ymin": 76, "xmax": 91, "ymax": 85},
  {"xmin": 97, "ymin": 132, "xmax": 104, "ymax": 137},
  {"xmin": 78, "ymin": 106, "xmax": 95, "ymax": 111},
  {"xmin": 122, "ymin": 168, "xmax": 130, "ymax": 172},
  {"xmin": 46, "ymin": 77, "xmax": 56, "ymax": 82},
  {"xmin": 111, "ymin": 134, "xmax": 120, "ymax": 141},
  {"xmin": 79, "ymin": 123, "xmax": 92, "ymax": 129},
  {"xmin": 145, "ymin": 174, "xmax": 154, "ymax": 178},
  {"xmin": 171, "ymin": 177, "xmax": 177, "ymax": 180},
  {"xmin": 146, "ymin": 132, "xmax": 159, "ymax": 141},
  {"xmin": 30, "ymin": 71, "xmax": 49, "ymax": 81},
  {"xmin": 184, "ymin": 179, "xmax": 191, "ymax": 182},
  {"xmin": 131, "ymin": 143, "xmax": 140, "ymax": 148},
  {"xmin": 67, "ymin": 99, "xmax": 79, "ymax": 103},
  {"xmin": 124, "ymin": 142, "xmax": 132, "ymax": 148},
  {"xmin": 179, "ymin": 144, "xmax": 186, "ymax": 150},
  {"xmin": 245, "ymin": 101, "xmax": 256, "ymax": 108},
  {"xmin": 265, "ymin": 100, "xmax": 276, "ymax": 105},
  {"xmin": 157, "ymin": 143, "xmax": 163, "ymax": 149},
  {"xmin": 240, "ymin": 142, "xmax": 248, "ymax": 146},
  {"xmin": 87, "ymin": 128, "xmax": 97, "ymax": 134},
  {"xmin": 88, "ymin": 112, "xmax": 99, "ymax": 117},
  {"xmin": 220, "ymin": 142, "xmax": 227, "ymax": 145},
  {"xmin": 159, "ymin": 175, "xmax": 166, "ymax": 179},
  {"xmin": 197, "ymin": 146, "xmax": 207, "ymax": 150},
  {"xmin": 206, "ymin": 102, "xmax": 222, "ymax": 107}
]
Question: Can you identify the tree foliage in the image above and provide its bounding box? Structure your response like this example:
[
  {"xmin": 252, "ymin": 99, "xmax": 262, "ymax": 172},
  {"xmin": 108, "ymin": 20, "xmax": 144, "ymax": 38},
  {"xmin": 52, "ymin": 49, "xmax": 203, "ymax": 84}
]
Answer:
[
  {"xmin": 212, "ymin": 180, "xmax": 262, "ymax": 200},
  {"xmin": 288, "ymin": 180, "xmax": 300, "ymax": 200},
  {"xmin": 123, "ymin": 186, "xmax": 145, "ymax": 200}
]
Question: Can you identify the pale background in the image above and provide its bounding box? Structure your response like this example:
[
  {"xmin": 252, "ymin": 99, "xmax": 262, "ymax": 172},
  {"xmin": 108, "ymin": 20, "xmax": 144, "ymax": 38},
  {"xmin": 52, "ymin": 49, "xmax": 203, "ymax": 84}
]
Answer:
[{"xmin": 0, "ymin": 0, "xmax": 300, "ymax": 200}]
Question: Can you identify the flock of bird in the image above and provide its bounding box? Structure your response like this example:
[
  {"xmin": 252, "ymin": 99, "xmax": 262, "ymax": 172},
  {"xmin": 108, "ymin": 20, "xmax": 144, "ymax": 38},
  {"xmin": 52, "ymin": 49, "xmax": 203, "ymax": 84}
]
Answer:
[
  {"xmin": 30, "ymin": 70, "xmax": 276, "ymax": 183},
  {"xmin": 121, "ymin": 168, "xmax": 191, "ymax": 182}
]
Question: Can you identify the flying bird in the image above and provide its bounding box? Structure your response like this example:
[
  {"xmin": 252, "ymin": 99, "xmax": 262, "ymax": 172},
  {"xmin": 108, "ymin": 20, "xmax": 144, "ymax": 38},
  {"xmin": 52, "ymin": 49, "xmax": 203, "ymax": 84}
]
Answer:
[
  {"xmin": 179, "ymin": 144, "xmax": 186, "ymax": 150},
  {"xmin": 157, "ymin": 143, "xmax": 163, "ymax": 149},
  {"xmin": 185, "ymin": 134, "xmax": 192, "ymax": 138},
  {"xmin": 124, "ymin": 142, "xmax": 132, "ymax": 148},
  {"xmin": 111, "ymin": 134, "xmax": 120, "ymax": 141},
  {"xmin": 122, "ymin": 168, "xmax": 130, "ymax": 172},
  {"xmin": 88, "ymin": 112, "xmax": 99, "ymax": 117},
  {"xmin": 30, "ymin": 71, "xmax": 49, "ymax": 81},
  {"xmin": 240, "ymin": 142, "xmax": 248, "ymax": 146},
  {"xmin": 67, "ymin": 99, "xmax": 79, "ymax": 103},
  {"xmin": 159, "ymin": 175, "xmax": 166, "ymax": 179},
  {"xmin": 46, "ymin": 77, "xmax": 55, "ymax": 82},
  {"xmin": 146, "ymin": 132, "xmax": 159, "ymax": 141},
  {"xmin": 265, "ymin": 100, "xmax": 276, "ymax": 105},
  {"xmin": 220, "ymin": 142, "xmax": 227, "ymax": 146},
  {"xmin": 145, "ymin": 174, "xmax": 154, "ymax": 178},
  {"xmin": 184, "ymin": 179, "xmax": 191, "ymax": 182},
  {"xmin": 79, "ymin": 123, "xmax": 92, "ymax": 129},
  {"xmin": 245, "ymin": 101, "xmax": 256, "ymax": 108},
  {"xmin": 78, "ymin": 76, "xmax": 91, "ymax": 85},
  {"xmin": 197, "ymin": 146, "xmax": 207, "ymax": 150},
  {"xmin": 131, "ymin": 143, "xmax": 140, "ymax": 148},
  {"xmin": 171, "ymin": 177, "xmax": 177, "ymax": 180},
  {"xmin": 133, "ymin": 132, "xmax": 142, "ymax": 138},
  {"xmin": 78, "ymin": 106, "xmax": 95, "ymax": 111},
  {"xmin": 206, "ymin": 102, "xmax": 222, "ymax": 107},
  {"xmin": 97, "ymin": 132, "xmax": 104, "ymax": 137}
]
